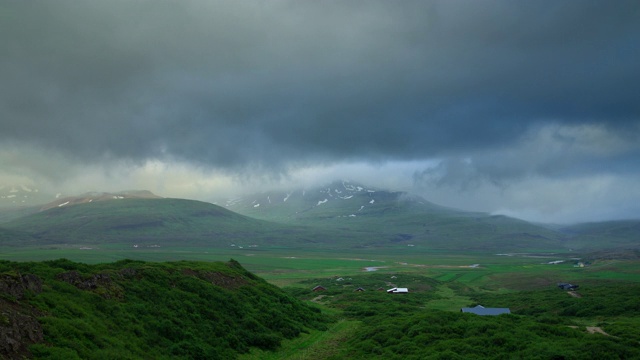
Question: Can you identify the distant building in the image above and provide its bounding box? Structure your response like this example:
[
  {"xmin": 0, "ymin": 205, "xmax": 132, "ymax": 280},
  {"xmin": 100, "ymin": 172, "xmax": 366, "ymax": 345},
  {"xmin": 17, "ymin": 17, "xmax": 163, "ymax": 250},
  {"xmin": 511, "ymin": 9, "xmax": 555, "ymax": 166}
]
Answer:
[
  {"xmin": 312, "ymin": 285, "xmax": 326, "ymax": 292},
  {"xmin": 387, "ymin": 287, "xmax": 409, "ymax": 294},
  {"xmin": 461, "ymin": 305, "xmax": 511, "ymax": 316},
  {"xmin": 354, "ymin": 287, "xmax": 365, "ymax": 292},
  {"xmin": 558, "ymin": 283, "xmax": 579, "ymax": 291}
]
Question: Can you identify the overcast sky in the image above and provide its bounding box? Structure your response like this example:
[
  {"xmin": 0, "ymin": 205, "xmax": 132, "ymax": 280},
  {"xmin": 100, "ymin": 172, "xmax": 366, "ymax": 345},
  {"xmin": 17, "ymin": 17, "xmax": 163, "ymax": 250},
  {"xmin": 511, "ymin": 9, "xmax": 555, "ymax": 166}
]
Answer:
[{"xmin": 2, "ymin": 1, "xmax": 639, "ymax": 223}]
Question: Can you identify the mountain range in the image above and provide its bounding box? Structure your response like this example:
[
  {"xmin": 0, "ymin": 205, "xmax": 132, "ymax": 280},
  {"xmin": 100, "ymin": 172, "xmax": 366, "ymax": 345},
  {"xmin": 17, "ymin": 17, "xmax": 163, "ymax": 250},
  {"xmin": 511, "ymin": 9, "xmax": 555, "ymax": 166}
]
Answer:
[{"xmin": 0, "ymin": 181, "xmax": 638, "ymax": 253}]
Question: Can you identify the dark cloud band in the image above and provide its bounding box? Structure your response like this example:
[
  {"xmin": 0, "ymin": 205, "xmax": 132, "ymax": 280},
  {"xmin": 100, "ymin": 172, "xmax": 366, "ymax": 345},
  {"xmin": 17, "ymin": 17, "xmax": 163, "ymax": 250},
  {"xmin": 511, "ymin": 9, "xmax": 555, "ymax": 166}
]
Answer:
[{"xmin": 1, "ymin": 0, "xmax": 638, "ymax": 175}]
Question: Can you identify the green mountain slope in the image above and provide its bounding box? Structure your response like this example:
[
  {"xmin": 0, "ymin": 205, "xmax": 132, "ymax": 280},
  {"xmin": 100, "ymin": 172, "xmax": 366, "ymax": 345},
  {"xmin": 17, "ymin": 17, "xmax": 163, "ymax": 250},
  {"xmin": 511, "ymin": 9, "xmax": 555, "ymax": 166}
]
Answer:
[
  {"xmin": 559, "ymin": 220, "xmax": 640, "ymax": 250},
  {"xmin": 223, "ymin": 181, "xmax": 455, "ymax": 223},
  {"xmin": 3, "ymin": 197, "xmax": 367, "ymax": 250},
  {"xmin": 223, "ymin": 181, "xmax": 567, "ymax": 251},
  {"xmin": 5, "ymin": 182, "xmax": 637, "ymax": 252},
  {"xmin": 0, "ymin": 206, "xmax": 40, "ymax": 224},
  {"xmin": 2, "ymin": 198, "xmax": 319, "ymax": 248},
  {"xmin": 0, "ymin": 227, "xmax": 37, "ymax": 245},
  {"xmin": 0, "ymin": 259, "xmax": 327, "ymax": 359}
]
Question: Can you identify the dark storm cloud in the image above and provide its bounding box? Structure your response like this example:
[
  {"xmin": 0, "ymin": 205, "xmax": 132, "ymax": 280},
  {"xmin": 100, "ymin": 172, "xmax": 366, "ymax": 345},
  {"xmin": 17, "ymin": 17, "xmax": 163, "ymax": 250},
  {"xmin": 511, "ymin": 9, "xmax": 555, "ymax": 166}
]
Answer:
[
  {"xmin": 1, "ymin": 0, "xmax": 639, "ymax": 173},
  {"xmin": 413, "ymin": 123, "xmax": 640, "ymax": 190}
]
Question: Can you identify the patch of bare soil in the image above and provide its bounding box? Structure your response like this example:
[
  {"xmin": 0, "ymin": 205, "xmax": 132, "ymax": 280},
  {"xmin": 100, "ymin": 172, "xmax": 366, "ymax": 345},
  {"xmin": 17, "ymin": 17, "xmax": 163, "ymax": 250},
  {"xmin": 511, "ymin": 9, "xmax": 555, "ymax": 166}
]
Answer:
[
  {"xmin": 586, "ymin": 327, "xmax": 611, "ymax": 336},
  {"xmin": 567, "ymin": 291, "xmax": 582, "ymax": 298},
  {"xmin": 311, "ymin": 295, "xmax": 327, "ymax": 303}
]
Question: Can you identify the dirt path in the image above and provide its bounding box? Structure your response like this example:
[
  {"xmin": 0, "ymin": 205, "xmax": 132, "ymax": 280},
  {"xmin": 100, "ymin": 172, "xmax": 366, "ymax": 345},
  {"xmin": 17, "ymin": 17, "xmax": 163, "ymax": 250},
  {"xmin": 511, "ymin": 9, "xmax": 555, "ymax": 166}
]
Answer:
[
  {"xmin": 567, "ymin": 291, "xmax": 582, "ymax": 298},
  {"xmin": 569, "ymin": 326, "xmax": 613, "ymax": 337}
]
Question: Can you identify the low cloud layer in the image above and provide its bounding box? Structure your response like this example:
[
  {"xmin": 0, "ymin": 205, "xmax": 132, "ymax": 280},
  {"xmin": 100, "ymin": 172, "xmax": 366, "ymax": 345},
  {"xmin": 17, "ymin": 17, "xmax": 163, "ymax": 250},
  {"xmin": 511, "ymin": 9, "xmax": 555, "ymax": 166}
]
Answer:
[{"xmin": 1, "ymin": 1, "xmax": 639, "ymax": 223}]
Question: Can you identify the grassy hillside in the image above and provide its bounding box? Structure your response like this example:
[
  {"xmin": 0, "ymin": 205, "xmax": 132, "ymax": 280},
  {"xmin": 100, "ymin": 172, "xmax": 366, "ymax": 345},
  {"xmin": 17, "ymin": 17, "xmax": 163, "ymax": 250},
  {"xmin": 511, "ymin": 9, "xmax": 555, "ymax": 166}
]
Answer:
[
  {"xmin": 0, "ymin": 205, "xmax": 40, "ymax": 224},
  {"xmin": 2, "ymin": 198, "xmax": 334, "ymax": 248},
  {"xmin": 225, "ymin": 182, "xmax": 640, "ymax": 252},
  {"xmin": 3, "ymin": 186, "xmax": 638, "ymax": 255},
  {"xmin": 560, "ymin": 220, "xmax": 640, "ymax": 250},
  {"xmin": 1, "ymin": 195, "xmax": 568, "ymax": 253},
  {"xmin": 224, "ymin": 183, "xmax": 567, "ymax": 251},
  {"xmin": 0, "ymin": 226, "xmax": 37, "ymax": 245},
  {"xmin": 0, "ymin": 259, "xmax": 328, "ymax": 359}
]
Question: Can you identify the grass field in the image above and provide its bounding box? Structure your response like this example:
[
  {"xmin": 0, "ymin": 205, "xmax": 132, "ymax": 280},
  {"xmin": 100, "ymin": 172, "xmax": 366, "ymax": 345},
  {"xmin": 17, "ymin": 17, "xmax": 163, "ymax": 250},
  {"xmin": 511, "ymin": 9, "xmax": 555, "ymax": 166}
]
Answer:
[{"xmin": 3, "ymin": 245, "xmax": 638, "ymax": 285}]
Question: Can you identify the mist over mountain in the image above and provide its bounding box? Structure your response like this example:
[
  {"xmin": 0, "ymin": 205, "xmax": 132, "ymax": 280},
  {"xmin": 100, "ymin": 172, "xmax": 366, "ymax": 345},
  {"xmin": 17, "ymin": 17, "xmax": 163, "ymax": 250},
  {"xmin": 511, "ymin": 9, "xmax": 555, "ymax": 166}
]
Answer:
[
  {"xmin": 0, "ymin": 185, "xmax": 56, "ymax": 208},
  {"xmin": 221, "ymin": 180, "xmax": 457, "ymax": 221}
]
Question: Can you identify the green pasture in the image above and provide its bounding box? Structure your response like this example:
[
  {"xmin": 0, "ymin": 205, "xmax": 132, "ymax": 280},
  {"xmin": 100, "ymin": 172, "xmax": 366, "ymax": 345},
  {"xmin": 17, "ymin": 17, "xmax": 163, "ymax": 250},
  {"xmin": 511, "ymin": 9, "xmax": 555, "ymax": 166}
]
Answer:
[
  {"xmin": 2, "ymin": 244, "xmax": 639, "ymax": 291},
  {"xmin": 3, "ymin": 245, "xmax": 632, "ymax": 285},
  {"xmin": 424, "ymin": 285, "xmax": 473, "ymax": 311}
]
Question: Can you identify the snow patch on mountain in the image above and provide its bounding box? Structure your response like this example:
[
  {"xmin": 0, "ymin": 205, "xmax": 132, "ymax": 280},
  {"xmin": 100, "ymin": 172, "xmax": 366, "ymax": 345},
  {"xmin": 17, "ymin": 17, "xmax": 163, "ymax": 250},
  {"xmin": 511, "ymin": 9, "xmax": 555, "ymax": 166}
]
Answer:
[
  {"xmin": 317, "ymin": 199, "xmax": 328, "ymax": 206},
  {"xmin": 225, "ymin": 197, "xmax": 243, "ymax": 207}
]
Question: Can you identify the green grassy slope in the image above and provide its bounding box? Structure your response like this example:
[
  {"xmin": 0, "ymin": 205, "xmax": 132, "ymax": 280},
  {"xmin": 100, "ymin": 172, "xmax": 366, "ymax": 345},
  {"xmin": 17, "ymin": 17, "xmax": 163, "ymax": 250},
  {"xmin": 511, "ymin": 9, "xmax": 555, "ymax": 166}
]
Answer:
[
  {"xmin": 0, "ymin": 205, "xmax": 40, "ymax": 224},
  {"xmin": 560, "ymin": 220, "xmax": 640, "ymax": 250},
  {"xmin": 2, "ymin": 198, "xmax": 324, "ymax": 248},
  {"xmin": 224, "ymin": 182, "xmax": 568, "ymax": 251},
  {"xmin": 5, "ymin": 185, "xmax": 638, "ymax": 253},
  {"xmin": 0, "ymin": 259, "xmax": 328, "ymax": 359},
  {"xmin": 2, "ymin": 194, "xmax": 567, "ymax": 253},
  {"xmin": 226, "ymin": 181, "xmax": 640, "ymax": 252},
  {"xmin": 0, "ymin": 226, "xmax": 37, "ymax": 245}
]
